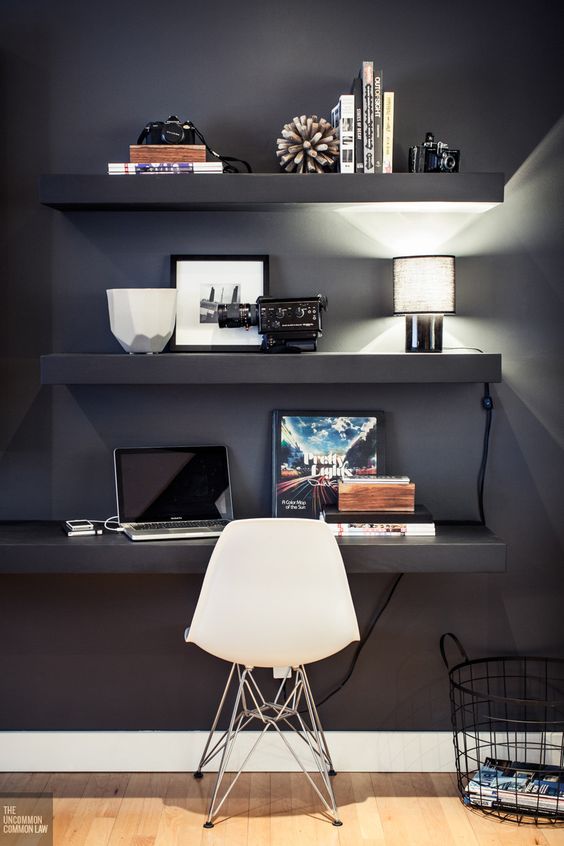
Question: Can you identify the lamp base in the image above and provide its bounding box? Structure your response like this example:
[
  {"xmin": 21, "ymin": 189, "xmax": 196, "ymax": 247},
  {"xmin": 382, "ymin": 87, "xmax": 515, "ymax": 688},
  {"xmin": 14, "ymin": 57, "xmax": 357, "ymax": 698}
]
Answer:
[{"xmin": 405, "ymin": 314, "xmax": 443, "ymax": 353}]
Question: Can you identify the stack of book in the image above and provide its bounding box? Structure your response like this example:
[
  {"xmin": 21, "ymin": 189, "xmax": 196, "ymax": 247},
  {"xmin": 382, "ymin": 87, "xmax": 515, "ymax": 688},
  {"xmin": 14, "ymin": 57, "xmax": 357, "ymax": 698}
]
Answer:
[
  {"xmin": 108, "ymin": 144, "xmax": 223, "ymax": 175},
  {"xmin": 331, "ymin": 62, "xmax": 394, "ymax": 174},
  {"xmin": 322, "ymin": 504, "xmax": 435, "ymax": 537},
  {"xmin": 322, "ymin": 476, "xmax": 435, "ymax": 537}
]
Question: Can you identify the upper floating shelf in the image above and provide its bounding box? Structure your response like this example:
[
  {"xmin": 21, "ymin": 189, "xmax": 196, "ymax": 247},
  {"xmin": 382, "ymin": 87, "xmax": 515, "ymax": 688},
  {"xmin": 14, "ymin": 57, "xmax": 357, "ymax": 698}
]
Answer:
[
  {"xmin": 39, "ymin": 173, "xmax": 505, "ymax": 212},
  {"xmin": 40, "ymin": 352, "xmax": 502, "ymax": 385}
]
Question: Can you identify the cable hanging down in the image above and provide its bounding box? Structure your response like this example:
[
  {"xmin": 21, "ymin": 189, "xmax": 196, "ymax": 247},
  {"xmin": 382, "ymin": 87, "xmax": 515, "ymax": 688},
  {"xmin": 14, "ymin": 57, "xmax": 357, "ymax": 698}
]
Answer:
[
  {"xmin": 307, "ymin": 380, "xmax": 495, "ymax": 708},
  {"xmin": 478, "ymin": 382, "xmax": 494, "ymax": 525},
  {"xmin": 312, "ymin": 572, "xmax": 405, "ymax": 710}
]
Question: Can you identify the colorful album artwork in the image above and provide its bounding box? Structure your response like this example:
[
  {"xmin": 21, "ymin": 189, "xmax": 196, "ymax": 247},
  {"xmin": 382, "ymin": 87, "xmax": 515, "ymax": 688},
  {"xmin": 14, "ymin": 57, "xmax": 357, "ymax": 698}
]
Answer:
[{"xmin": 272, "ymin": 411, "xmax": 386, "ymax": 518}]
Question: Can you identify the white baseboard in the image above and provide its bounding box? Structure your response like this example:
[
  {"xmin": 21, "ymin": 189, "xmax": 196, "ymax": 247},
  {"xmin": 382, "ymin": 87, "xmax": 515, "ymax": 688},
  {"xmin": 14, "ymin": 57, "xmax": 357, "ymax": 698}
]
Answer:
[{"xmin": 0, "ymin": 731, "xmax": 456, "ymax": 773}]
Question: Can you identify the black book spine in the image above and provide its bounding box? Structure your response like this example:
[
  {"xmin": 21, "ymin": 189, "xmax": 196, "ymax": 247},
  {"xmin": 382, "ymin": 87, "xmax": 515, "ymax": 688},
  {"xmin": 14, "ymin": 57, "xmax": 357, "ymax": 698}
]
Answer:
[
  {"xmin": 351, "ymin": 75, "xmax": 364, "ymax": 173},
  {"xmin": 360, "ymin": 61, "xmax": 374, "ymax": 173},
  {"xmin": 323, "ymin": 505, "xmax": 433, "ymax": 524}
]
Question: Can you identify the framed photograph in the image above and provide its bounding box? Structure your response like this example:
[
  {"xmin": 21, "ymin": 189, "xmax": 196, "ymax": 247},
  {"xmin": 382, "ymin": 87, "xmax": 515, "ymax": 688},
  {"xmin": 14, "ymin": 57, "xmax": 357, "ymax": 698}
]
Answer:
[
  {"xmin": 170, "ymin": 255, "xmax": 269, "ymax": 351},
  {"xmin": 272, "ymin": 411, "xmax": 386, "ymax": 518}
]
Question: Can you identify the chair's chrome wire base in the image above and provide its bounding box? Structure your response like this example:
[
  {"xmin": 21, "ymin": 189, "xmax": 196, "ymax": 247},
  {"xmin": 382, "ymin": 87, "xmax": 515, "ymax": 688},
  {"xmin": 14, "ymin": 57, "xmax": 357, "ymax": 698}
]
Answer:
[{"xmin": 195, "ymin": 663, "xmax": 342, "ymax": 828}]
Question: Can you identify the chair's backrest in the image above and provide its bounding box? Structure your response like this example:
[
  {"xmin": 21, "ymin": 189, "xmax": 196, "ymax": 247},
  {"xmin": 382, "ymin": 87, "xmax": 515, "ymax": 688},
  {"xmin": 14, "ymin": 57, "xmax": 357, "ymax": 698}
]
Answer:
[{"xmin": 187, "ymin": 518, "xmax": 360, "ymax": 667}]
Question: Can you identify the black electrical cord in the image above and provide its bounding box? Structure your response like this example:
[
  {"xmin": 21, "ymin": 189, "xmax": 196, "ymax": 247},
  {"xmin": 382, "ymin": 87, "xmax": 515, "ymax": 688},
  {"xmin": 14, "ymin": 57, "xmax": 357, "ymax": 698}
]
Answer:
[
  {"xmin": 310, "ymin": 572, "xmax": 405, "ymax": 710},
  {"xmin": 434, "ymin": 380, "xmax": 494, "ymax": 527},
  {"xmin": 307, "ymin": 381, "xmax": 494, "ymax": 708},
  {"xmin": 297, "ymin": 379, "xmax": 494, "ymax": 709},
  {"xmin": 477, "ymin": 382, "xmax": 494, "ymax": 525}
]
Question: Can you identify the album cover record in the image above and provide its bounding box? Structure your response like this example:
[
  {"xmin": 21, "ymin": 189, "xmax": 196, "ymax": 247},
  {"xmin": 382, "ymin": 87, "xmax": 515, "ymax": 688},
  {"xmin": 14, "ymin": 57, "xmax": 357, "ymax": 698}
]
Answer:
[{"xmin": 272, "ymin": 411, "xmax": 386, "ymax": 518}]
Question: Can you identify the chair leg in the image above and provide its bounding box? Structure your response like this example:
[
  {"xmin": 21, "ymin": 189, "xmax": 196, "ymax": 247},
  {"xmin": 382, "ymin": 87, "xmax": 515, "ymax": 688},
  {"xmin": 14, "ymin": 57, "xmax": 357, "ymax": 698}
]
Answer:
[
  {"xmin": 202, "ymin": 666, "xmax": 250, "ymax": 828},
  {"xmin": 301, "ymin": 666, "xmax": 338, "ymax": 775},
  {"xmin": 298, "ymin": 666, "xmax": 342, "ymax": 826},
  {"xmin": 194, "ymin": 662, "xmax": 237, "ymax": 778}
]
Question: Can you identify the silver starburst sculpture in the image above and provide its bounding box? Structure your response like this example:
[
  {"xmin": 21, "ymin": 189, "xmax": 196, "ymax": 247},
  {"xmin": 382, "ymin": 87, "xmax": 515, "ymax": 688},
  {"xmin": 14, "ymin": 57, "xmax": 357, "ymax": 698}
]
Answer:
[{"xmin": 276, "ymin": 115, "xmax": 339, "ymax": 173}]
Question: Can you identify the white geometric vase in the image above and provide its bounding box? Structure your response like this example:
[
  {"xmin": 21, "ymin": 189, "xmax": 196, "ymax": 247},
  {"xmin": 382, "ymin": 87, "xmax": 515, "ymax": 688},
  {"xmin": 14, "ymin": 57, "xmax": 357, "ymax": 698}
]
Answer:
[{"xmin": 106, "ymin": 288, "xmax": 177, "ymax": 354}]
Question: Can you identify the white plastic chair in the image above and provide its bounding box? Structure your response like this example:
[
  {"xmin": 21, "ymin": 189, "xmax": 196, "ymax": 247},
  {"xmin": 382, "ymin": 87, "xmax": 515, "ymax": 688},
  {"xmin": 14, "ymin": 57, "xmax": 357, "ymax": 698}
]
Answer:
[{"xmin": 185, "ymin": 517, "xmax": 360, "ymax": 828}]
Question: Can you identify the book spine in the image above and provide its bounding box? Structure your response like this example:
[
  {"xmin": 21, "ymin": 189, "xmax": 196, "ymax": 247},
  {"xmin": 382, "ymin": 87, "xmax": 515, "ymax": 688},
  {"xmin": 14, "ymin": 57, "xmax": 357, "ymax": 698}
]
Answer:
[
  {"xmin": 383, "ymin": 92, "xmax": 394, "ymax": 173},
  {"xmin": 360, "ymin": 62, "xmax": 374, "ymax": 173},
  {"xmin": 328, "ymin": 522, "xmax": 435, "ymax": 530},
  {"xmin": 107, "ymin": 162, "xmax": 222, "ymax": 174},
  {"xmin": 373, "ymin": 68, "xmax": 383, "ymax": 173},
  {"xmin": 350, "ymin": 76, "xmax": 364, "ymax": 172},
  {"xmin": 329, "ymin": 524, "xmax": 435, "ymax": 536},
  {"xmin": 343, "ymin": 475, "xmax": 410, "ymax": 484},
  {"xmin": 323, "ymin": 510, "xmax": 433, "ymax": 524},
  {"xmin": 338, "ymin": 94, "xmax": 355, "ymax": 173},
  {"xmin": 330, "ymin": 525, "xmax": 406, "ymax": 536}
]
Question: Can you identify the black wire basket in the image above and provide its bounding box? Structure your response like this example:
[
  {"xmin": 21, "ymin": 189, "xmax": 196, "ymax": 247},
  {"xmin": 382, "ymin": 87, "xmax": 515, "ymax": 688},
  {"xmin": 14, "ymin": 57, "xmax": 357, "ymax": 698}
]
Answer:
[{"xmin": 440, "ymin": 633, "xmax": 564, "ymax": 825}]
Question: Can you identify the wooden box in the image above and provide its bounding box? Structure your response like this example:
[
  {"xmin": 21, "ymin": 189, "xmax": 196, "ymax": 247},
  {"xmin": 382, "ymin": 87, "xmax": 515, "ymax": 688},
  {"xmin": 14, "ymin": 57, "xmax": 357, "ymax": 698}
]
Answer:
[
  {"xmin": 129, "ymin": 145, "xmax": 207, "ymax": 163},
  {"xmin": 338, "ymin": 482, "xmax": 416, "ymax": 512}
]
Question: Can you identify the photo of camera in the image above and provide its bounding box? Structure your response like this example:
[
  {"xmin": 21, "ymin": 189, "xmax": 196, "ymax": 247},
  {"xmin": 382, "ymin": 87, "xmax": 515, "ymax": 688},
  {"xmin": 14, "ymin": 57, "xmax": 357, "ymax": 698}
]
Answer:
[
  {"xmin": 409, "ymin": 132, "xmax": 460, "ymax": 173},
  {"xmin": 218, "ymin": 295, "xmax": 328, "ymax": 353},
  {"xmin": 137, "ymin": 115, "xmax": 196, "ymax": 145}
]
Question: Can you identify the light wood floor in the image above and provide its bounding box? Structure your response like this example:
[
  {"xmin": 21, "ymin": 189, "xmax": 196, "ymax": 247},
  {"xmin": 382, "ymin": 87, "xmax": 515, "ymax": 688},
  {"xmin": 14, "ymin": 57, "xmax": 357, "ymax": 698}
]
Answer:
[{"xmin": 1, "ymin": 771, "xmax": 563, "ymax": 845}]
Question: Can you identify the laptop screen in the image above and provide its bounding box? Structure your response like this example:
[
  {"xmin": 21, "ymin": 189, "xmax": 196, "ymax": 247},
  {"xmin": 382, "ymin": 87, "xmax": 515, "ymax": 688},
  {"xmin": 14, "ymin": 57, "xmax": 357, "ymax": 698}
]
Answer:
[{"xmin": 114, "ymin": 446, "xmax": 233, "ymax": 523}]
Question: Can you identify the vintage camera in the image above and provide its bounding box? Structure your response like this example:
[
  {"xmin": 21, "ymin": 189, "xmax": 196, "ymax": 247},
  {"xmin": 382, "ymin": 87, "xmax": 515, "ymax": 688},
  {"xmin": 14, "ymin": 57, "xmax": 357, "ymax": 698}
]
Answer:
[
  {"xmin": 218, "ymin": 295, "xmax": 328, "ymax": 353},
  {"xmin": 409, "ymin": 132, "xmax": 460, "ymax": 173},
  {"xmin": 137, "ymin": 115, "xmax": 196, "ymax": 145}
]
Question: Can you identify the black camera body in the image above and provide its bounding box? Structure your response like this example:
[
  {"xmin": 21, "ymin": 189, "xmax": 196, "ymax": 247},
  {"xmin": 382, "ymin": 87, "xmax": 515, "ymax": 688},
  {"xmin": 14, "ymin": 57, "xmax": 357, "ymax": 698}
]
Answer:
[
  {"xmin": 409, "ymin": 132, "xmax": 460, "ymax": 173},
  {"xmin": 218, "ymin": 295, "xmax": 328, "ymax": 353},
  {"xmin": 137, "ymin": 115, "xmax": 196, "ymax": 145}
]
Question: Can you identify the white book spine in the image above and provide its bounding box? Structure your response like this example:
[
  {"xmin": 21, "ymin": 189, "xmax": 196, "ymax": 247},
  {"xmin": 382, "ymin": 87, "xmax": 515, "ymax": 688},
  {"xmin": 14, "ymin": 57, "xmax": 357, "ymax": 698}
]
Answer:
[
  {"xmin": 373, "ymin": 69, "xmax": 383, "ymax": 172},
  {"xmin": 383, "ymin": 92, "xmax": 395, "ymax": 173},
  {"xmin": 338, "ymin": 94, "xmax": 355, "ymax": 173}
]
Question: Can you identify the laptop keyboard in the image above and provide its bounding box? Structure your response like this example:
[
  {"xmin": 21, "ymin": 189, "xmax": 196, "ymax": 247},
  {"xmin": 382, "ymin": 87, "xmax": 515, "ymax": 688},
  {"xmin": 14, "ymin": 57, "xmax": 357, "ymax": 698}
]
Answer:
[{"xmin": 131, "ymin": 519, "xmax": 229, "ymax": 531}]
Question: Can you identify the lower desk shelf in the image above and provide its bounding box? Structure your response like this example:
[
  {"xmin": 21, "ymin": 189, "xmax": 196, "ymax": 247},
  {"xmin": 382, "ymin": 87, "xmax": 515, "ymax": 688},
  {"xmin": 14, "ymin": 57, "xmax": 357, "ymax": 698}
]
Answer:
[{"xmin": 0, "ymin": 522, "xmax": 506, "ymax": 574}]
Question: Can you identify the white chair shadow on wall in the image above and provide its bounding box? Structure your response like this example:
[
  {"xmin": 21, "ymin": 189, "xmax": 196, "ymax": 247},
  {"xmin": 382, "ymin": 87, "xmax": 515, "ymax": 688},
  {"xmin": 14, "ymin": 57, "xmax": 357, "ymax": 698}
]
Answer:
[{"xmin": 185, "ymin": 517, "xmax": 360, "ymax": 829}]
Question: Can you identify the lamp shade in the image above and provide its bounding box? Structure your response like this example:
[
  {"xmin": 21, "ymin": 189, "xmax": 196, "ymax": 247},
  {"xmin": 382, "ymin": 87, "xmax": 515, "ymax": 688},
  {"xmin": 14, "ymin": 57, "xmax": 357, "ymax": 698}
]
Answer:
[{"xmin": 393, "ymin": 255, "xmax": 456, "ymax": 314}]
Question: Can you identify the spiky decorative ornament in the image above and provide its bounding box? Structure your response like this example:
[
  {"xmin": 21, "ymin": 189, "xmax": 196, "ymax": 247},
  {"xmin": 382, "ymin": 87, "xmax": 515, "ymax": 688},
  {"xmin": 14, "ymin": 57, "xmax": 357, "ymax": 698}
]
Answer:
[{"xmin": 276, "ymin": 115, "xmax": 339, "ymax": 173}]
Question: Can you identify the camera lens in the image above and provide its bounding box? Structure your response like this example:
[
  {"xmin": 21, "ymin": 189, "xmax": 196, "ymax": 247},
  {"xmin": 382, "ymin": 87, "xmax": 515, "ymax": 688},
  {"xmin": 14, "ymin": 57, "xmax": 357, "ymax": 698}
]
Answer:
[
  {"xmin": 162, "ymin": 123, "xmax": 184, "ymax": 143},
  {"xmin": 217, "ymin": 303, "xmax": 258, "ymax": 329},
  {"xmin": 442, "ymin": 154, "xmax": 456, "ymax": 172}
]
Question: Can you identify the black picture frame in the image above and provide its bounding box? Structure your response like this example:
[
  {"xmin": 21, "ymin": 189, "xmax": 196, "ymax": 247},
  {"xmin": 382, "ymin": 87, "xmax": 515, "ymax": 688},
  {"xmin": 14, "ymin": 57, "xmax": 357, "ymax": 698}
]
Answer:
[
  {"xmin": 170, "ymin": 254, "xmax": 269, "ymax": 351},
  {"xmin": 272, "ymin": 410, "xmax": 386, "ymax": 518}
]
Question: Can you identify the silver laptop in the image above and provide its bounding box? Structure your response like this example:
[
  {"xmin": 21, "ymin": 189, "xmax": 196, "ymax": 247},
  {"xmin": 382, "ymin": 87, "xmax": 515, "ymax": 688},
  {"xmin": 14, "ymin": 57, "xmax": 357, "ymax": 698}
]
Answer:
[{"xmin": 114, "ymin": 445, "xmax": 234, "ymax": 541}]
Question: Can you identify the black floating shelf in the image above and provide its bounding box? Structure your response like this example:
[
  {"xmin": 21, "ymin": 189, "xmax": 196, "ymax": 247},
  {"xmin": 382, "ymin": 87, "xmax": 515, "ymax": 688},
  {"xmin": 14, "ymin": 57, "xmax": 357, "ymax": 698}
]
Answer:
[
  {"xmin": 39, "ymin": 172, "xmax": 504, "ymax": 211},
  {"xmin": 40, "ymin": 352, "xmax": 502, "ymax": 385},
  {"xmin": 0, "ymin": 523, "xmax": 506, "ymax": 575}
]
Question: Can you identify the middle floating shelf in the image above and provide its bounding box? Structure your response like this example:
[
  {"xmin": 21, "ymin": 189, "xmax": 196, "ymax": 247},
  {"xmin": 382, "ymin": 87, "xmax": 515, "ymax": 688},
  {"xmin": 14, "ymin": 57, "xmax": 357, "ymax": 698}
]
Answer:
[{"xmin": 40, "ymin": 352, "xmax": 502, "ymax": 385}]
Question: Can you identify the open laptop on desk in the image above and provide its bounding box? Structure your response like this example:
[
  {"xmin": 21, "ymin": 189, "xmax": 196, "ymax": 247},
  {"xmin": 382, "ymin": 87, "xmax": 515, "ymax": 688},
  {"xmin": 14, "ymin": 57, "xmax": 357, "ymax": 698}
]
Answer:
[{"xmin": 114, "ymin": 445, "xmax": 233, "ymax": 541}]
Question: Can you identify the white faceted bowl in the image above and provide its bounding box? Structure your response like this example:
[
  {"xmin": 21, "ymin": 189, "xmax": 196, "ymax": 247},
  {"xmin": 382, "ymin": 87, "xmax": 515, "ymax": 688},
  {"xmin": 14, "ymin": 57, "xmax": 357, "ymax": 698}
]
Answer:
[{"xmin": 107, "ymin": 288, "xmax": 177, "ymax": 354}]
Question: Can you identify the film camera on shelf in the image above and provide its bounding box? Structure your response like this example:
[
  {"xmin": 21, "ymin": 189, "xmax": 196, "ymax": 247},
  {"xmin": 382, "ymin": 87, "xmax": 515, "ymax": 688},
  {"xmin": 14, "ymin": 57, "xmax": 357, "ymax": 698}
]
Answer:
[
  {"xmin": 409, "ymin": 131, "xmax": 460, "ymax": 173},
  {"xmin": 218, "ymin": 295, "xmax": 328, "ymax": 353}
]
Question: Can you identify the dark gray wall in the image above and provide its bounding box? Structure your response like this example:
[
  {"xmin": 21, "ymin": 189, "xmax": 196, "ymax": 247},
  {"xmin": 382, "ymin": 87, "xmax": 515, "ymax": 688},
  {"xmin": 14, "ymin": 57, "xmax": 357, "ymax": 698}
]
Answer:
[{"xmin": 1, "ymin": 0, "xmax": 563, "ymax": 731}]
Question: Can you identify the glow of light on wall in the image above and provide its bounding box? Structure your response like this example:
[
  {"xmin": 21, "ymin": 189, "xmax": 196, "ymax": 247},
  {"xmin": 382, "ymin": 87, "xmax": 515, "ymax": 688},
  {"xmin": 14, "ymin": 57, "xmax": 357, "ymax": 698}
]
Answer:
[{"xmin": 334, "ymin": 207, "xmax": 496, "ymax": 257}]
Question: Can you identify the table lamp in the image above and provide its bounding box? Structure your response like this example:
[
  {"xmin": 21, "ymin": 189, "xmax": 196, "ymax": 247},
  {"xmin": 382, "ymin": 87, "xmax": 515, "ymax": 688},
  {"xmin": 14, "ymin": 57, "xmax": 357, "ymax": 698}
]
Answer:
[{"xmin": 393, "ymin": 255, "xmax": 456, "ymax": 352}]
